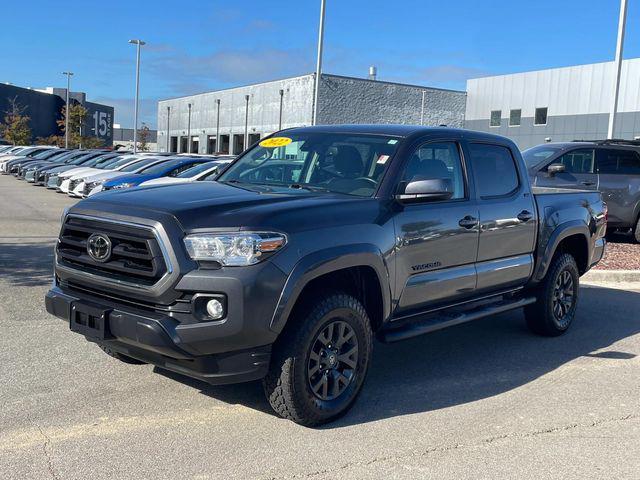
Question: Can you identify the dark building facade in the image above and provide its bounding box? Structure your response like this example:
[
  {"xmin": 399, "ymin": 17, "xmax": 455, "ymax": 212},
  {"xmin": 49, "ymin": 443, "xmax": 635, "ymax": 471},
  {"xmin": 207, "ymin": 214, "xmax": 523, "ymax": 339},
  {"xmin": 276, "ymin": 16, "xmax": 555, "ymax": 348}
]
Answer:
[{"xmin": 0, "ymin": 83, "xmax": 114, "ymax": 146}]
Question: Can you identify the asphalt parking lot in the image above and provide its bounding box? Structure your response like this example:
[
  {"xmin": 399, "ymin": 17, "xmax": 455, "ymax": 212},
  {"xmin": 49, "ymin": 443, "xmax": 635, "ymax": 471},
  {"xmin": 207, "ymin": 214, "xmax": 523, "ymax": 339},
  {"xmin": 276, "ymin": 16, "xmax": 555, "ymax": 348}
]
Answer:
[{"xmin": 1, "ymin": 173, "xmax": 639, "ymax": 480}]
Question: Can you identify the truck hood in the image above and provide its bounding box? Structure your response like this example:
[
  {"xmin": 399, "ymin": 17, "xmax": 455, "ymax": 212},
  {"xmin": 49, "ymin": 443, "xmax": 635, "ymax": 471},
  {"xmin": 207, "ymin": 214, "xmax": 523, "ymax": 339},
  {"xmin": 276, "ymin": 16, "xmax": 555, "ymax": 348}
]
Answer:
[{"xmin": 77, "ymin": 181, "xmax": 379, "ymax": 233}]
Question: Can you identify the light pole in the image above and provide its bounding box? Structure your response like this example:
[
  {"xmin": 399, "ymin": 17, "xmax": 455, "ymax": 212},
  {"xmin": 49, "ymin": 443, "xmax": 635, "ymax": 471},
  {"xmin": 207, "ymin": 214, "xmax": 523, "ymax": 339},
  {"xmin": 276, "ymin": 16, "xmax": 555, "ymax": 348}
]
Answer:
[
  {"xmin": 215, "ymin": 99, "xmax": 221, "ymax": 154},
  {"xmin": 607, "ymin": 0, "xmax": 628, "ymax": 139},
  {"xmin": 62, "ymin": 71, "xmax": 73, "ymax": 148},
  {"xmin": 166, "ymin": 106, "xmax": 170, "ymax": 152},
  {"xmin": 129, "ymin": 39, "xmax": 146, "ymax": 153},
  {"xmin": 187, "ymin": 103, "xmax": 192, "ymax": 152},
  {"xmin": 278, "ymin": 89, "xmax": 284, "ymax": 131},
  {"xmin": 244, "ymin": 95, "xmax": 250, "ymax": 151},
  {"xmin": 312, "ymin": 0, "xmax": 326, "ymax": 125}
]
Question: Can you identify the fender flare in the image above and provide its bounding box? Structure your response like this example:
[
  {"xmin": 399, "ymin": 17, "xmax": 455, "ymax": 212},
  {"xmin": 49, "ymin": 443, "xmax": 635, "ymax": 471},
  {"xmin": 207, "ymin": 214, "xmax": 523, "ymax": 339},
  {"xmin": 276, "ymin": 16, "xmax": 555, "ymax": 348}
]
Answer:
[
  {"xmin": 269, "ymin": 244, "xmax": 392, "ymax": 333},
  {"xmin": 532, "ymin": 220, "xmax": 590, "ymax": 282}
]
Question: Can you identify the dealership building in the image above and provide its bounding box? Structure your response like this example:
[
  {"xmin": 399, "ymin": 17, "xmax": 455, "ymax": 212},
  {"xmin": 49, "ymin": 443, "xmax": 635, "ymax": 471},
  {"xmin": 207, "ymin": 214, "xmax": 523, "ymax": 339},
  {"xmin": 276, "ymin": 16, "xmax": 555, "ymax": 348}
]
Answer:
[
  {"xmin": 465, "ymin": 57, "xmax": 640, "ymax": 149},
  {"xmin": 156, "ymin": 73, "xmax": 466, "ymax": 154},
  {"xmin": 0, "ymin": 83, "xmax": 115, "ymax": 146}
]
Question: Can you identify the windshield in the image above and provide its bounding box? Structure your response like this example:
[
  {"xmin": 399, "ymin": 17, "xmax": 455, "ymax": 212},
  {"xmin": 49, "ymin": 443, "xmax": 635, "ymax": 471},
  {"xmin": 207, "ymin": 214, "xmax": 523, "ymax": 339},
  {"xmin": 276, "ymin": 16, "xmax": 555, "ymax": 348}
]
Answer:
[
  {"xmin": 32, "ymin": 149, "xmax": 62, "ymax": 160},
  {"xmin": 108, "ymin": 156, "xmax": 139, "ymax": 169},
  {"xmin": 522, "ymin": 145, "xmax": 563, "ymax": 169},
  {"xmin": 176, "ymin": 161, "xmax": 218, "ymax": 178},
  {"xmin": 218, "ymin": 133, "xmax": 400, "ymax": 197},
  {"xmin": 140, "ymin": 158, "xmax": 185, "ymax": 174},
  {"xmin": 69, "ymin": 153, "xmax": 101, "ymax": 165},
  {"xmin": 120, "ymin": 157, "xmax": 163, "ymax": 172}
]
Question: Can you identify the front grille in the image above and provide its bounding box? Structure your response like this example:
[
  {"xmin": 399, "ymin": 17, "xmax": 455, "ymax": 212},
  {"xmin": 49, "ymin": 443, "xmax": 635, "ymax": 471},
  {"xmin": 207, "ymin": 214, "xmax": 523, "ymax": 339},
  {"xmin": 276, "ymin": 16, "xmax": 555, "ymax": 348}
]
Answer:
[
  {"xmin": 56, "ymin": 216, "xmax": 168, "ymax": 286},
  {"xmin": 56, "ymin": 176, "xmax": 63, "ymax": 187},
  {"xmin": 69, "ymin": 179, "xmax": 81, "ymax": 191}
]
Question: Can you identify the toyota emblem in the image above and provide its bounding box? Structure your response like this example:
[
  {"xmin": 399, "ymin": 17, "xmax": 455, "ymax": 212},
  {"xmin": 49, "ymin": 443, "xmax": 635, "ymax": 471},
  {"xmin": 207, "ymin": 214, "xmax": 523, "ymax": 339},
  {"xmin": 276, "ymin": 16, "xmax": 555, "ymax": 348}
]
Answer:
[{"xmin": 87, "ymin": 233, "xmax": 112, "ymax": 263}]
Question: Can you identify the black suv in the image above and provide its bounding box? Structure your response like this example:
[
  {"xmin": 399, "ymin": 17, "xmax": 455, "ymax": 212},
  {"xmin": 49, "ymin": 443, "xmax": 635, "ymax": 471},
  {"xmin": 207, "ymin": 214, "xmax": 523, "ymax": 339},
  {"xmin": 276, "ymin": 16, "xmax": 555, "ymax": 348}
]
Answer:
[{"xmin": 525, "ymin": 139, "xmax": 640, "ymax": 241}]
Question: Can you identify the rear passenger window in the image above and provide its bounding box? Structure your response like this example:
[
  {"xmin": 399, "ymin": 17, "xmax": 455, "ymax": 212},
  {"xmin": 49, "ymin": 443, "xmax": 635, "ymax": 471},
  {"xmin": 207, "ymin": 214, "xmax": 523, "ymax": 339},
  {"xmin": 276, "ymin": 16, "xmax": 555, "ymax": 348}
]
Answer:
[
  {"xmin": 553, "ymin": 149, "xmax": 595, "ymax": 174},
  {"xmin": 402, "ymin": 142, "xmax": 465, "ymax": 200},
  {"xmin": 468, "ymin": 144, "xmax": 519, "ymax": 198},
  {"xmin": 597, "ymin": 149, "xmax": 640, "ymax": 174}
]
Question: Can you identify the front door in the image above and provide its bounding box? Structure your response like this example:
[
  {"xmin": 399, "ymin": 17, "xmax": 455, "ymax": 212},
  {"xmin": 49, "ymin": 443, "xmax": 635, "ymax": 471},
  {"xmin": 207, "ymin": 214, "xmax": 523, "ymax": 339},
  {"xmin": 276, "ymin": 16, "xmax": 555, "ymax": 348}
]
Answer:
[
  {"xmin": 534, "ymin": 148, "xmax": 598, "ymax": 191},
  {"xmin": 465, "ymin": 142, "xmax": 537, "ymax": 293},
  {"xmin": 394, "ymin": 141, "xmax": 479, "ymax": 314}
]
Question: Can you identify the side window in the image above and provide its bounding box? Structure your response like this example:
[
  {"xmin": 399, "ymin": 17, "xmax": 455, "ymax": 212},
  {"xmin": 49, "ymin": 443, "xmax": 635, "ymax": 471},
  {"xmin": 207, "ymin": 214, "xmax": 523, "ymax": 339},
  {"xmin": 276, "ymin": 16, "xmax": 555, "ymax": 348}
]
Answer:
[
  {"xmin": 553, "ymin": 149, "xmax": 595, "ymax": 174},
  {"xmin": 402, "ymin": 142, "xmax": 465, "ymax": 200},
  {"xmin": 534, "ymin": 107, "xmax": 548, "ymax": 125},
  {"xmin": 597, "ymin": 149, "xmax": 640, "ymax": 174},
  {"xmin": 490, "ymin": 110, "xmax": 501, "ymax": 127},
  {"xmin": 468, "ymin": 143, "xmax": 519, "ymax": 198},
  {"xmin": 169, "ymin": 163, "xmax": 200, "ymax": 177}
]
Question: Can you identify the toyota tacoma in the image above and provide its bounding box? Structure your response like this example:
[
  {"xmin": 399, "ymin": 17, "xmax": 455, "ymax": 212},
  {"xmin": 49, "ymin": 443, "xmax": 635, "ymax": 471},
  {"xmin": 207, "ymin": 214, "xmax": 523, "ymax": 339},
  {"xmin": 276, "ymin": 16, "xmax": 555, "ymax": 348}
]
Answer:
[{"xmin": 46, "ymin": 125, "xmax": 606, "ymax": 426}]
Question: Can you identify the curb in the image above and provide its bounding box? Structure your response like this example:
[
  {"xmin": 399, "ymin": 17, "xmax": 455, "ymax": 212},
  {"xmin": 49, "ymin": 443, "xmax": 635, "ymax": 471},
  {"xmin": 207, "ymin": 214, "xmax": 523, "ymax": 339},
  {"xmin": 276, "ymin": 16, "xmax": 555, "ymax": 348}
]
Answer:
[{"xmin": 582, "ymin": 269, "xmax": 640, "ymax": 284}]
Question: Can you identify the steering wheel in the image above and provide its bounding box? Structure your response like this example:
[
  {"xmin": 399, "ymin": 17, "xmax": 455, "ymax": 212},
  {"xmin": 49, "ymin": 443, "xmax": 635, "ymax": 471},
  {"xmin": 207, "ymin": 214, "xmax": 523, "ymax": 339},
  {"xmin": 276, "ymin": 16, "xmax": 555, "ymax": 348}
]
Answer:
[{"xmin": 353, "ymin": 177, "xmax": 377, "ymax": 186}]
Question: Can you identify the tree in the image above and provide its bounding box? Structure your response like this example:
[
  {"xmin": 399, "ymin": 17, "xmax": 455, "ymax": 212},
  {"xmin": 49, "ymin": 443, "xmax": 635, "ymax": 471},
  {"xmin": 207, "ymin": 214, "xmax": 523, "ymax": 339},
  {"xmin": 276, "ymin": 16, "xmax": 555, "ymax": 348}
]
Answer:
[
  {"xmin": 137, "ymin": 123, "xmax": 151, "ymax": 151},
  {"xmin": 56, "ymin": 103, "xmax": 104, "ymax": 149},
  {"xmin": 0, "ymin": 97, "xmax": 32, "ymax": 145}
]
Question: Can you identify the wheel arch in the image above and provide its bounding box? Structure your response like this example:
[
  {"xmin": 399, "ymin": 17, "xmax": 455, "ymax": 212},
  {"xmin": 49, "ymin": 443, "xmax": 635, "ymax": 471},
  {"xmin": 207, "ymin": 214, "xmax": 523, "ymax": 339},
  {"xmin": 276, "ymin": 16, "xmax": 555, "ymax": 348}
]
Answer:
[
  {"xmin": 270, "ymin": 244, "xmax": 392, "ymax": 334},
  {"xmin": 532, "ymin": 221, "xmax": 591, "ymax": 282}
]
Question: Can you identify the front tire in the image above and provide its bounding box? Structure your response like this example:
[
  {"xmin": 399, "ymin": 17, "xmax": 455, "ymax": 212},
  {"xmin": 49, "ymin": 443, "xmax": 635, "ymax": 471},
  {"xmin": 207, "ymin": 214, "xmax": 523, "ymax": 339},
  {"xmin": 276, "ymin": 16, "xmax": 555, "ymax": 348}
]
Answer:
[
  {"xmin": 525, "ymin": 253, "xmax": 580, "ymax": 336},
  {"xmin": 263, "ymin": 292, "xmax": 373, "ymax": 426},
  {"xmin": 634, "ymin": 217, "xmax": 640, "ymax": 243}
]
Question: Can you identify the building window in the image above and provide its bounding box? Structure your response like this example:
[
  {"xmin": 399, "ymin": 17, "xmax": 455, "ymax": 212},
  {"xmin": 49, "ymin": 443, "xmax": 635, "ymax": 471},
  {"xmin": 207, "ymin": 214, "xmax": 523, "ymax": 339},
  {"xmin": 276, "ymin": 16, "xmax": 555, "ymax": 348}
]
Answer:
[
  {"xmin": 490, "ymin": 110, "xmax": 501, "ymax": 127},
  {"xmin": 534, "ymin": 107, "xmax": 548, "ymax": 126},
  {"xmin": 509, "ymin": 109, "xmax": 521, "ymax": 127}
]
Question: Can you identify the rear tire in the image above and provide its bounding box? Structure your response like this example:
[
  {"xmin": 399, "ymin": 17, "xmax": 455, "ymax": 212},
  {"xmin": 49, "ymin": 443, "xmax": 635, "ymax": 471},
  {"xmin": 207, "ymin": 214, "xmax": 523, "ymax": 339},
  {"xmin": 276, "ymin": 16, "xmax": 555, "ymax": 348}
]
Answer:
[
  {"xmin": 634, "ymin": 217, "xmax": 640, "ymax": 243},
  {"xmin": 525, "ymin": 253, "xmax": 579, "ymax": 337},
  {"xmin": 98, "ymin": 344, "xmax": 147, "ymax": 365},
  {"xmin": 263, "ymin": 292, "xmax": 373, "ymax": 426}
]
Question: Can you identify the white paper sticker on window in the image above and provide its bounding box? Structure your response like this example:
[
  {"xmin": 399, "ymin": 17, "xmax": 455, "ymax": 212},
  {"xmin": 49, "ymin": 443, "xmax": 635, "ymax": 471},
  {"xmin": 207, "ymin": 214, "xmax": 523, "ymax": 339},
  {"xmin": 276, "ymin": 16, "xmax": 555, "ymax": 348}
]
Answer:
[{"xmin": 377, "ymin": 154, "xmax": 390, "ymax": 164}]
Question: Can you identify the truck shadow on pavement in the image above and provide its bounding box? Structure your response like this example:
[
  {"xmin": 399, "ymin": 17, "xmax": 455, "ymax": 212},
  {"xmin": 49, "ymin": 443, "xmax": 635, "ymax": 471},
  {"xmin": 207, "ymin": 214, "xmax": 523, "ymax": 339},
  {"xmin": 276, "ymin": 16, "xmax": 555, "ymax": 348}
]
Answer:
[
  {"xmin": 0, "ymin": 242, "xmax": 55, "ymax": 287},
  {"xmin": 161, "ymin": 285, "xmax": 639, "ymax": 428}
]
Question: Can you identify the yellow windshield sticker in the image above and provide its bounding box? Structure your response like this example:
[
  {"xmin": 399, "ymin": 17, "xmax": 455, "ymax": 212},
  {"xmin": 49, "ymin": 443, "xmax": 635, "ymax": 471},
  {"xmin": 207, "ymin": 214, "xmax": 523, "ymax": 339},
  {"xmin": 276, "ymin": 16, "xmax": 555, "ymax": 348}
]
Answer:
[{"xmin": 259, "ymin": 137, "xmax": 292, "ymax": 148}]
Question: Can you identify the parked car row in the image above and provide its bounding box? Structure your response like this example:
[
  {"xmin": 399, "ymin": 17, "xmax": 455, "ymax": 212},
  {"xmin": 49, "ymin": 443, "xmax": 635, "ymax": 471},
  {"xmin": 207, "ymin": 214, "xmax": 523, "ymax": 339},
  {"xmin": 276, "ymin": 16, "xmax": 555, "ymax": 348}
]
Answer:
[{"xmin": 0, "ymin": 144, "xmax": 235, "ymax": 199}]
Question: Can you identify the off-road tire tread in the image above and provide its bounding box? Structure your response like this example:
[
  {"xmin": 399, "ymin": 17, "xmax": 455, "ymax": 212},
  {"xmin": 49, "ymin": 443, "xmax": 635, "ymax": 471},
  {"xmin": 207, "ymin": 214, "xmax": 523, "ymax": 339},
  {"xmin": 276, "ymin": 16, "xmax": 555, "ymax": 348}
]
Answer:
[
  {"xmin": 525, "ymin": 253, "xmax": 579, "ymax": 337},
  {"xmin": 263, "ymin": 292, "xmax": 372, "ymax": 426}
]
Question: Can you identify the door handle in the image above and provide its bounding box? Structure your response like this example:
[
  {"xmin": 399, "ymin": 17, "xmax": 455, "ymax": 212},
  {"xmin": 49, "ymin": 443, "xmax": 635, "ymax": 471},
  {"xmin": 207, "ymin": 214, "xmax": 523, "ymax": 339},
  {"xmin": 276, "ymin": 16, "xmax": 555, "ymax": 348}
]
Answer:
[
  {"xmin": 580, "ymin": 181, "xmax": 596, "ymax": 186},
  {"xmin": 458, "ymin": 216, "xmax": 478, "ymax": 229},
  {"xmin": 517, "ymin": 210, "xmax": 533, "ymax": 222}
]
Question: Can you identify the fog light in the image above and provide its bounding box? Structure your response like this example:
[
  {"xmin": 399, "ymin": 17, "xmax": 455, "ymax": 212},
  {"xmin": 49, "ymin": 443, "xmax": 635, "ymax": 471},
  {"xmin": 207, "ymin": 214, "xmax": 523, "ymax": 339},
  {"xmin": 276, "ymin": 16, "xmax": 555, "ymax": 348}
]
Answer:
[{"xmin": 206, "ymin": 299, "xmax": 224, "ymax": 320}]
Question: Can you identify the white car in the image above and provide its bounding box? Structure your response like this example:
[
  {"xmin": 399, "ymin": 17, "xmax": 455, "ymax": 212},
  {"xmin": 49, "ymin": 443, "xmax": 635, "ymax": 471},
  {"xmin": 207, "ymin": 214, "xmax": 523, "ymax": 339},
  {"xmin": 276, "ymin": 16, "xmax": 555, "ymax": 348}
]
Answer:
[
  {"xmin": 139, "ymin": 158, "xmax": 233, "ymax": 187},
  {"xmin": 0, "ymin": 146, "xmax": 57, "ymax": 172},
  {"xmin": 65, "ymin": 154, "xmax": 144, "ymax": 197},
  {"xmin": 83, "ymin": 156, "xmax": 173, "ymax": 197},
  {"xmin": 57, "ymin": 153, "xmax": 122, "ymax": 193}
]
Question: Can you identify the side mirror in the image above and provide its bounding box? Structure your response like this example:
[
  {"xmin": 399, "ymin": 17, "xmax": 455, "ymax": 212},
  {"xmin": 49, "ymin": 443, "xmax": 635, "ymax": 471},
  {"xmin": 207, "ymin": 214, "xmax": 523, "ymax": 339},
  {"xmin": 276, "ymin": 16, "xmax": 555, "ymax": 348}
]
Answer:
[
  {"xmin": 396, "ymin": 176, "xmax": 454, "ymax": 203},
  {"xmin": 547, "ymin": 163, "xmax": 565, "ymax": 176}
]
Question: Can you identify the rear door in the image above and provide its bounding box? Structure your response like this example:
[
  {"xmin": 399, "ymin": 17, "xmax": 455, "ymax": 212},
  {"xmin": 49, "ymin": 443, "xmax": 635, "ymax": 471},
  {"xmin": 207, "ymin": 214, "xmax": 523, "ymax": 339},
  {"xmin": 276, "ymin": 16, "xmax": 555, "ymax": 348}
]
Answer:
[
  {"xmin": 465, "ymin": 142, "xmax": 537, "ymax": 293},
  {"xmin": 534, "ymin": 148, "xmax": 598, "ymax": 190},
  {"xmin": 596, "ymin": 148, "xmax": 640, "ymax": 227}
]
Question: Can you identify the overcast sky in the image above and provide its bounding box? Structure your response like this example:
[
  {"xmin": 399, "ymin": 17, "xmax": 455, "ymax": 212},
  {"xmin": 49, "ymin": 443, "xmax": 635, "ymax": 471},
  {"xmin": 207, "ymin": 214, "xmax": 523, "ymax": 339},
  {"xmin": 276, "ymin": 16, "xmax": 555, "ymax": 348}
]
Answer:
[{"xmin": 3, "ymin": 0, "xmax": 638, "ymax": 129}]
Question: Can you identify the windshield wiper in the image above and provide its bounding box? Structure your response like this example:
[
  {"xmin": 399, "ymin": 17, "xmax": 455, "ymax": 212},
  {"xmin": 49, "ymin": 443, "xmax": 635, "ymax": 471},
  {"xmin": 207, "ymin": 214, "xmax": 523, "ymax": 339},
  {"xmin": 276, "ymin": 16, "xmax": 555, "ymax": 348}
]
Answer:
[{"xmin": 288, "ymin": 183, "xmax": 331, "ymax": 192}]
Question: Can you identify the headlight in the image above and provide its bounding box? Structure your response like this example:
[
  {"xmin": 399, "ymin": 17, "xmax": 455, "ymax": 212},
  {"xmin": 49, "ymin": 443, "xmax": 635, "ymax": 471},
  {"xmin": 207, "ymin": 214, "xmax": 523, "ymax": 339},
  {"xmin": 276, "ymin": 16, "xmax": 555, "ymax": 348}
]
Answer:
[
  {"xmin": 184, "ymin": 232, "xmax": 287, "ymax": 266},
  {"xmin": 86, "ymin": 180, "xmax": 103, "ymax": 189},
  {"xmin": 112, "ymin": 182, "xmax": 135, "ymax": 190}
]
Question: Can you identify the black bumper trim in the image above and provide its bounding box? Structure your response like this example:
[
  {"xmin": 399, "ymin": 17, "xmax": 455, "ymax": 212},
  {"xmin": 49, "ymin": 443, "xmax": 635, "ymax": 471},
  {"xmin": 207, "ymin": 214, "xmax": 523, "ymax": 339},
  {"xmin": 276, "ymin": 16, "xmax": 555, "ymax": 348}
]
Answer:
[{"xmin": 45, "ymin": 287, "xmax": 271, "ymax": 385}]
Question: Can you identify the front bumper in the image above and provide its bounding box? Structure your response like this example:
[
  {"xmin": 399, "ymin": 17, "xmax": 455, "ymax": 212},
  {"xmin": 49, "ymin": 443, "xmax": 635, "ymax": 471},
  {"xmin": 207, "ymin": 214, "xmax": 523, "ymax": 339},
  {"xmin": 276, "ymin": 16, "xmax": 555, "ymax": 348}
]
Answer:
[{"xmin": 45, "ymin": 286, "xmax": 273, "ymax": 385}]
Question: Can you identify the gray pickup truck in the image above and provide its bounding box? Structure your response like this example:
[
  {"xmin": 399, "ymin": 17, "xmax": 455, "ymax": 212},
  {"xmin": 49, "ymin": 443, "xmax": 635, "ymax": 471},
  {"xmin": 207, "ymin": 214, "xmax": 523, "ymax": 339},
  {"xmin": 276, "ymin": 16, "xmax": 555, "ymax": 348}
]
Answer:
[
  {"xmin": 46, "ymin": 125, "xmax": 606, "ymax": 426},
  {"xmin": 525, "ymin": 139, "xmax": 640, "ymax": 241}
]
